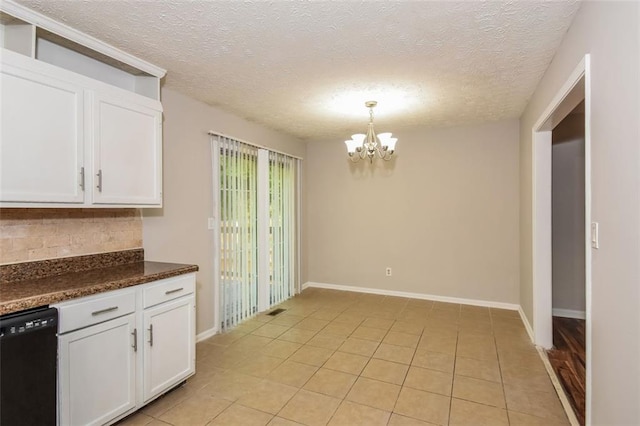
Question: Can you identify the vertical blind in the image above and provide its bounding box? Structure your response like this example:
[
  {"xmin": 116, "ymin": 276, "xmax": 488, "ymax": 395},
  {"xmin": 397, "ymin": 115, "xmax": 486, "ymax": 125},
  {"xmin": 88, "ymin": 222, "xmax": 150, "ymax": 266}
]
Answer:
[
  {"xmin": 212, "ymin": 134, "xmax": 299, "ymax": 332},
  {"xmin": 269, "ymin": 151, "xmax": 296, "ymax": 306},
  {"xmin": 216, "ymin": 136, "xmax": 259, "ymax": 331}
]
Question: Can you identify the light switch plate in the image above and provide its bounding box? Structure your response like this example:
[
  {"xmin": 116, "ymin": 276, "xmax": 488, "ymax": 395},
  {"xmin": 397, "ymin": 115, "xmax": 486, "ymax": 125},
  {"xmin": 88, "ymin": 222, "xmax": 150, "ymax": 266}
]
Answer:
[{"xmin": 208, "ymin": 218, "xmax": 215, "ymax": 230}]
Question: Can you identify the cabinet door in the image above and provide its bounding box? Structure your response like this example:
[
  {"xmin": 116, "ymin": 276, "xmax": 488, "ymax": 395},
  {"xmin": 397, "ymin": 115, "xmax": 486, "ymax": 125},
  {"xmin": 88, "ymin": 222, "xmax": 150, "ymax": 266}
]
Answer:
[
  {"xmin": 143, "ymin": 295, "xmax": 195, "ymax": 402},
  {"xmin": 58, "ymin": 314, "xmax": 137, "ymax": 426},
  {"xmin": 92, "ymin": 92, "xmax": 162, "ymax": 206},
  {"xmin": 0, "ymin": 57, "xmax": 84, "ymax": 203}
]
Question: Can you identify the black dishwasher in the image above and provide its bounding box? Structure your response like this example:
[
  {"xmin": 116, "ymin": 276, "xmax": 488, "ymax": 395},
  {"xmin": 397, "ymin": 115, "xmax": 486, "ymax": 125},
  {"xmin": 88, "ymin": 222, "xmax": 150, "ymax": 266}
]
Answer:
[{"xmin": 0, "ymin": 306, "xmax": 58, "ymax": 426}]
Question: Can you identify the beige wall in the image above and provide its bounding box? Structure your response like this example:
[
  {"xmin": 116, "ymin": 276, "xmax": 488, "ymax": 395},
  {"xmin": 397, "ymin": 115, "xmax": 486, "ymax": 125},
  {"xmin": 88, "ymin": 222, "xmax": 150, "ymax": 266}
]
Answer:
[
  {"xmin": 519, "ymin": 2, "xmax": 640, "ymax": 423},
  {"xmin": 305, "ymin": 120, "xmax": 520, "ymax": 304},
  {"xmin": 0, "ymin": 208, "xmax": 142, "ymax": 264},
  {"xmin": 552, "ymin": 112, "xmax": 586, "ymax": 314},
  {"xmin": 142, "ymin": 88, "xmax": 304, "ymax": 336}
]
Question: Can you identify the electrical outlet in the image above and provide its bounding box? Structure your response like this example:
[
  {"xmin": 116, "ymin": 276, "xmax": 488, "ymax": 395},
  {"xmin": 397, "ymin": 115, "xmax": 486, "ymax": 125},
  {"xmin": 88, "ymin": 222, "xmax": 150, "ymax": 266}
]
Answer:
[
  {"xmin": 208, "ymin": 218, "xmax": 215, "ymax": 230},
  {"xmin": 385, "ymin": 267, "xmax": 392, "ymax": 277}
]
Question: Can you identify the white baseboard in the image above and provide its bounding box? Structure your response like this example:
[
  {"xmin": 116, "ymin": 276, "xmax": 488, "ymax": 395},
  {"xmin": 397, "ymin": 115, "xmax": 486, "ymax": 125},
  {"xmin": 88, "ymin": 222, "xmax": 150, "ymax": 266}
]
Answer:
[
  {"xmin": 196, "ymin": 326, "xmax": 218, "ymax": 342},
  {"xmin": 302, "ymin": 281, "xmax": 520, "ymax": 311},
  {"xmin": 518, "ymin": 306, "xmax": 535, "ymax": 343},
  {"xmin": 552, "ymin": 308, "xmax": 586, "ymax": 319}
]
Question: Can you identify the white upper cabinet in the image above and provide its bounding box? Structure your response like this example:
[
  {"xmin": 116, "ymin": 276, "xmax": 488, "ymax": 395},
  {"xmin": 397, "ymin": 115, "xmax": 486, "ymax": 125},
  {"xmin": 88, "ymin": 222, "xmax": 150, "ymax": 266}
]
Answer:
[
  {"xmin": 92, "ymin": 92, "xmax": 162, "ymax": 205},
  {"xmin": 1, "ymin": 56, "xmax": 84, "ymax": 203},
  {"xmin": 0, "ymin": 2, "xmax": 166, "ymax": 208}
]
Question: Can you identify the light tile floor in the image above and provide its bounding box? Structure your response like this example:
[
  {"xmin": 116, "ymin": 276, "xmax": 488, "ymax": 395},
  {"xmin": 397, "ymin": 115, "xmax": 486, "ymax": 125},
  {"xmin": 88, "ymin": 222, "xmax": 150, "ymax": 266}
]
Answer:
[{"xmin": 118, "ymin": 288, "xmax": 570, "ymax": 426}]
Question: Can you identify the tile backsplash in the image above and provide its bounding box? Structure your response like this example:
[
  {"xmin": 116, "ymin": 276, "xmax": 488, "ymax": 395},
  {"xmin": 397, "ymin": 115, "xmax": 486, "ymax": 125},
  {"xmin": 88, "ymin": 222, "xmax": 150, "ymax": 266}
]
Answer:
[{"xmin": 0, "ymin": 208, "xmax": 143, "ymax": 264}]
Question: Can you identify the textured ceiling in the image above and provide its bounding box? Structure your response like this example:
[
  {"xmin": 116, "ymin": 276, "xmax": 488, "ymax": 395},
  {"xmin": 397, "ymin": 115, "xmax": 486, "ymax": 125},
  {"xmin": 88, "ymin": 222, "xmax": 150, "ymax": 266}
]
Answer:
[{"xmin": 16, "ymin": 0, "xmax": 581, "ymax": 141}]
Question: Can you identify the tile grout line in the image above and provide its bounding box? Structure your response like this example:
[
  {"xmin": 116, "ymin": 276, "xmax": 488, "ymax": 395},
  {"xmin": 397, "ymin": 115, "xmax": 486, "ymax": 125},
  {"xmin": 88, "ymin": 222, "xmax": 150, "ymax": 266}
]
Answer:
[
  {"xmin": 323, "ymin": 315, "xmax": 369, "ymax": 426},
  {"xmin": 386, "ymin": 319, "xmax": 426, "ymax": 425},
  {"xmin": 491, "ymin": 309, "xmax": 512, "ymax": 426},
  {"xmin": 446, "ymin": 307, "xmax": 461, "ymax": 425},
  {"xmin": 291, "ymin": 311, "xmax": 373, "ymax": 425},
  {"xmin": 254, "ymin": 304, "xmax": 326, "ymax": 425}
]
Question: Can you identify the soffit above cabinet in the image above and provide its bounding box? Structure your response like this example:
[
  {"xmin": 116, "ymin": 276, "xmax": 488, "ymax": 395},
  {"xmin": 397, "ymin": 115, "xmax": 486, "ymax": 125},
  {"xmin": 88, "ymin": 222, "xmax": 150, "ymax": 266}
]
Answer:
[
  {"xmin": 36, "ymin": 28, "xmax": 152, "ymax": 77},
  {"xmin": 0, "ymin": 1, "xmax": 166, "ymax": 79}
]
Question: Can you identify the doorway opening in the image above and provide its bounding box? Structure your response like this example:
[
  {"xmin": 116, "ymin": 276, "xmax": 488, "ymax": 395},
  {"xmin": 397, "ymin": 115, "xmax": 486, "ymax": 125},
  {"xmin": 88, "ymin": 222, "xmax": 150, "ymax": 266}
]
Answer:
[
  {"xmin": 547, "ymin": 100, "xmax": 586, "ymax": 424},
  {"xmin": 532, "ymin": 55, "xmax": 591, "ymax": 424}
]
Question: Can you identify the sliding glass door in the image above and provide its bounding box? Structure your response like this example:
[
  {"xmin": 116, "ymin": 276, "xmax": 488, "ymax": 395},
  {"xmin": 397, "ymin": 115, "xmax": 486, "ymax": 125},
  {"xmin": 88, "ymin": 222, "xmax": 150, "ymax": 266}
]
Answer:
[
  {"xmin": 212, "ymin": 135, "xmax": 299, "ymax": 331},
  {"xmin": 268, "ymin": 151, "xmax": 297, "ymax": 306}
]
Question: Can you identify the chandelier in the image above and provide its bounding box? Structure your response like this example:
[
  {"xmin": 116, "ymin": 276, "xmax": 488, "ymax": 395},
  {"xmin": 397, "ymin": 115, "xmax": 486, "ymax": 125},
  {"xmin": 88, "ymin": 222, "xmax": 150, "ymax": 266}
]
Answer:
[{"xmin": 344, "ymin": 101, "xmax": 398, "ymax": 163}]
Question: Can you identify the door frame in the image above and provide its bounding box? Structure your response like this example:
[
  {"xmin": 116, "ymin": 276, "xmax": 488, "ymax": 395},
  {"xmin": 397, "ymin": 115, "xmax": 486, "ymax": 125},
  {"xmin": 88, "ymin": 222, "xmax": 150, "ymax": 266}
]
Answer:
[{"xmin": 531, "ymin": 54, "xmax": 592, "ymax": 423}]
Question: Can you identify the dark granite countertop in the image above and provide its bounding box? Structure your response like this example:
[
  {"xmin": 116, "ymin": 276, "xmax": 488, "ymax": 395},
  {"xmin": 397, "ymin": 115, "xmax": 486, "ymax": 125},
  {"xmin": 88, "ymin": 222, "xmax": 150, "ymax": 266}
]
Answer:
[{"xmin": 0, "ymin": 250, "xmax": 198, "ymax": 315}]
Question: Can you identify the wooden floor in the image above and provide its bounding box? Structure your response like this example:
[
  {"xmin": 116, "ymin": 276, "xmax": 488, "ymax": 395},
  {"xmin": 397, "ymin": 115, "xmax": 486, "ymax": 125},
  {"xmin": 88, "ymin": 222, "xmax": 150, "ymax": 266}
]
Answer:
[{"xmin": 547, "ymin": 316, "xmax": 586, "ymax": 425}]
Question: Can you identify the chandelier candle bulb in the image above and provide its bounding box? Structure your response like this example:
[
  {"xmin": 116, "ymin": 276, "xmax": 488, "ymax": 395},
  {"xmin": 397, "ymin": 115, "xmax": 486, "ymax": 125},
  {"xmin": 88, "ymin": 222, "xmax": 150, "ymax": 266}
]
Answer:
[{"xmin": 345, "ymin": 101, "xmax": 398, "ymax": 163}]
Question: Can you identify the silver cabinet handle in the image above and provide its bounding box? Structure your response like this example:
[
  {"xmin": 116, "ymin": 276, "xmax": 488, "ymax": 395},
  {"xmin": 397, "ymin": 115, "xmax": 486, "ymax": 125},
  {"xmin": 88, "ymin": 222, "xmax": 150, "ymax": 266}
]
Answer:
[
  {"xmin": 79, "ymin": 167, "xmax": 85, "ymax": 190},
  {"xmin": 165, "ymin": 287, "xmax": 184, "ymax": 295},
  {"xmin": 148, "ymin": 324, "xmax": 153, "ymax": 347},
  {"xmin": 91, "ymin": 306, "xmax": 118, "ymax": 316},
  {"xmin": 96, "ymin": 169, "xmax": 103, "ymax": 192},
  {"xmin": 132, "ymin": 328, "xmax": 137, "ymax": 352}
]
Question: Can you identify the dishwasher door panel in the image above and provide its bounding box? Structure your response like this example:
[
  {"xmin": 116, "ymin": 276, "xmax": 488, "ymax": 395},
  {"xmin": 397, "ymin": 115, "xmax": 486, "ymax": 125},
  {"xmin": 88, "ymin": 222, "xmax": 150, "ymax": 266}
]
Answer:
[{"xmin": 0, "ymin": 307, "xmax": 58, "ymax": 426}]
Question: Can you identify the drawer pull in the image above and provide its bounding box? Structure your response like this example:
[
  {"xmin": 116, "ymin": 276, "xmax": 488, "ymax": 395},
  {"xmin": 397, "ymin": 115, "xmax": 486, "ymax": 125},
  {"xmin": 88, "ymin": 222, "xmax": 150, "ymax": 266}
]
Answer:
[
  {"xmin": 148, "ymin": 324, "xmax": 153, "ymax": 347},
  {"xmin": 91, "ymin": 306, "xmax": 118, "ymax": 316},
  {"xmin": 165, "ymin": 287, "xmax": 184, "ymax": 295}
]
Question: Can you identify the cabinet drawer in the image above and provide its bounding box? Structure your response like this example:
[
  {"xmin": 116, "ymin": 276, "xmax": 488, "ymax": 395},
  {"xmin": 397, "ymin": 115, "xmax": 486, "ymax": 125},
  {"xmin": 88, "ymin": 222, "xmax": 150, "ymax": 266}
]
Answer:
[
  {"xmin": 57, "ymin": 289, "xmax": 136, "ymax": 334},
  {"xmin": 143, "ymin": 274, "xmax": 195, "ymax": 309}
]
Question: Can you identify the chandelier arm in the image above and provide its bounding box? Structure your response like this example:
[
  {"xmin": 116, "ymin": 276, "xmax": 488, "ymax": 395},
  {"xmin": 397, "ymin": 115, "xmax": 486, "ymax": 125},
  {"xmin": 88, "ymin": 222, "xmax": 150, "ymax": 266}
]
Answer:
[
  {"xmin": 376, "ymin": 146, "xmax": 393, "ymax": 161},
  {"xmin": 350, "ymin": 149, "xmax": 365, "ymax": 162},
  {"xmin": 348, "ymin": 148, "xmax": 370, "ymax": 162}
]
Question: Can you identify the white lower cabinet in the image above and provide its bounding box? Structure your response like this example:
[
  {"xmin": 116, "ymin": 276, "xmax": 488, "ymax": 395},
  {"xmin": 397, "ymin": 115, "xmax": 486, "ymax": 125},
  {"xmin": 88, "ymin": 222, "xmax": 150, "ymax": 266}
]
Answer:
[
  {"xmin": 58, "ymin": 314, "xmax": 136, "ymax": 426},
  {"xmin": 143, "ymin": 296, "xmax": 195, "ymax": 402},
  {"xmin": 54, "ymin": 273, "xmax": 196, "ymax": 426}
]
